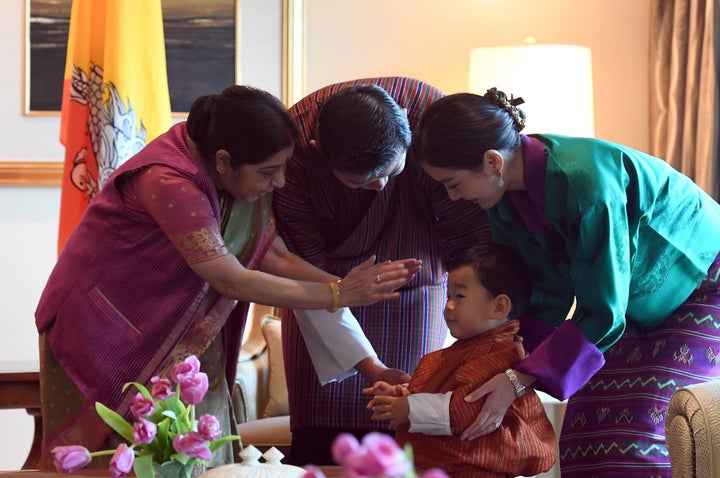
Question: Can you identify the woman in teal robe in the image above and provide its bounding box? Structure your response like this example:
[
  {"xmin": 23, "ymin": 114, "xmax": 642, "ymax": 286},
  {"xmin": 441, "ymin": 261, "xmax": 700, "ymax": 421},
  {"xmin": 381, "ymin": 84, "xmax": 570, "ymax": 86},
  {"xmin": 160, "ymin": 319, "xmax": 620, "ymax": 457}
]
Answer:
[{"xmin": 410, "ymin": 88, "xmax": 720, "ymax": 477}]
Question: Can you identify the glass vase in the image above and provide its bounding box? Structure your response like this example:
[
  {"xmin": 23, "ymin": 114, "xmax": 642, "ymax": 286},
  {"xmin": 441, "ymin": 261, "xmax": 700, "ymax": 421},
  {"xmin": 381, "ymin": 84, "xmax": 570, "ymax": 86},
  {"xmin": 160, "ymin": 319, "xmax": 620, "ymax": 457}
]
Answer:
[{"xmin": 152, "ymin": 460, "xmax": 207, "ymax": 478}]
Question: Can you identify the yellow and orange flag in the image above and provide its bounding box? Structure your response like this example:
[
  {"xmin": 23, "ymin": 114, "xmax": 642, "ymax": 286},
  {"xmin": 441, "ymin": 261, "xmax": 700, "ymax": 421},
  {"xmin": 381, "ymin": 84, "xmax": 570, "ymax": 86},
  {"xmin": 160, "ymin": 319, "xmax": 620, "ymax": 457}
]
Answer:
[{"xmin": 58, "ymin": 0, "xmax": 172, "ymax": 253}]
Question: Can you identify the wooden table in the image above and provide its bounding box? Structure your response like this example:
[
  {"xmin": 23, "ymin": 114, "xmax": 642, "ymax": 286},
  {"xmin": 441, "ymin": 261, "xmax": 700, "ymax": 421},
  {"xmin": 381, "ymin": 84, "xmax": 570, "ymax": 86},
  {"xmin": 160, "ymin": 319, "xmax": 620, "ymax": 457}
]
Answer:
[
  {"xmin": 0, "ymin": 467, "xmax": 343, "ymax": 477},
  {"xmin": 0, "ymin": 363, "xmax": 342, "ymax": 476},
  {"xmin": 0, "ymin": 361, "xmax": 42, "ymax": 470}
]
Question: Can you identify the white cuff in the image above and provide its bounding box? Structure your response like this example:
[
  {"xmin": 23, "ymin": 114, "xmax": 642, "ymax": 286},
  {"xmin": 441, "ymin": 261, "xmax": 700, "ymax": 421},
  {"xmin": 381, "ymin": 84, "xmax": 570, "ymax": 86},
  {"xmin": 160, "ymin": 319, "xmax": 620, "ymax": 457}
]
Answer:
[
  {"xmin": 407, "ymin": 392, "xmax": 453, "ymax": 435},
  {"xmin": 294, "ymin": 308, "xmax": 377, "ymax": 385}
]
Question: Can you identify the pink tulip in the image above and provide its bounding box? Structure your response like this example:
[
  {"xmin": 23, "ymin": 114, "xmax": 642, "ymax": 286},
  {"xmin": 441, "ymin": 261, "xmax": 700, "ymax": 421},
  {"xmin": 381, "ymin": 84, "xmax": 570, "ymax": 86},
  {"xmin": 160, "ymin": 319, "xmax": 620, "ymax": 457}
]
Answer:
[
  {"xmin": 178, "ymin": 372, "xmax": 209, "ymax": 405},
  {"xmin": 150, "ymin": 377, "xmax": 175, "ymax": 400},
  {"xmin": 133, "ymin": 418, "xmax": 157, "ymax": 445},
  {"xmin": 173, "ymin": 432, "xmax": 211, "ymax": 461},
  {"xmin": 130, "ymin": 392, "xmax": 156, "ymax": 419},
  {"xmin": 421, "ymin": 469, "xmax": 450, "ymax": 478},
  {"xmin": 108, "ymin": 443, "xmax": 134, "ymax": 478},
  {"xmin": 197, "ymin": 414, "xmax": 221, "ymax": 441},
  {"xmin": 331, "ymin": 433, "xmax": 360, "ymax": 466},
  {"xmin": 171, "ymin": 355, "xmax": 201, "ymax": 382},
  {"xmin": 301, "ymin": 465, "xmax": 328, "ymax": 478},
  {"xmin": 344, "ymin": 433, "xmax": 411, "ymax": 478},
  {"xmin": 52, "ymin": 445, "xmax": 92, "ymax": 473}
]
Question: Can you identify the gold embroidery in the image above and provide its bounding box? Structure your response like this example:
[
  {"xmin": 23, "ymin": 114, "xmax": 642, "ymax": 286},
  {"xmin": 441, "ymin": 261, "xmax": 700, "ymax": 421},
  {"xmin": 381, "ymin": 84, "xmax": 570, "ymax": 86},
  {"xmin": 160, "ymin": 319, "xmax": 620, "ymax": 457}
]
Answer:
[
  {"xmin": 673, "ymin": 343, "xmax": 694, "ymax": 364},
  {"xmin": 626, "ymin": 346, "xmax": 642, "ymax": 363},
  {"xmin": 170, "ymin": 226, "xmax": 226, "ymax": 263},
  {"xmin": 651, "ymin": 339, "xmax": 666, "ymax": 357},
  {"xmin": 648, "ymin": 405, "xmax": 664, "ymax": 425},
  {"xmin": 570, "ymin": 412, "xmax": 587, "ymax": 428},
  {"xmin": 707, "ymin": 347, "xmax": 720, "ymax": 365},
  {"xmin": 615, "ymin": 408, "xmax": 633, "ymax": 423}
]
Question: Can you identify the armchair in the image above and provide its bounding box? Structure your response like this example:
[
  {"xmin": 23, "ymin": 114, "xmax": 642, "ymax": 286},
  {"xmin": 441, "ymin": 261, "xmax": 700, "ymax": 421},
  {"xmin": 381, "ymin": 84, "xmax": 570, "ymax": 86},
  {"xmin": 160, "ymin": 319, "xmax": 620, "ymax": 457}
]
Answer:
[
  {"xmin": 233, "ymin": 304, "xmax": 292, "ymax": 455},
  {"xmin": 665, "ymin": 380, "xmax": 720, "ymax": 477}
]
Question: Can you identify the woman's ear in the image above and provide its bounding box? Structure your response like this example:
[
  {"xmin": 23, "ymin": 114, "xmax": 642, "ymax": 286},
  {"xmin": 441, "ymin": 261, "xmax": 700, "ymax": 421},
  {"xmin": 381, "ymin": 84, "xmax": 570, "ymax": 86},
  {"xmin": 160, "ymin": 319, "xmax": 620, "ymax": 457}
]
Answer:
[
  {"xmin": 215, "ymin": 150, "xmax": 231, "ymax": 174},
  {"xmin": 492, "ymin": 294, "xmax": 512, "ymax": 318},
  {"xmin": 483, "ymin": 149, "xmax": 504, "ymax": 176},
  {"xmin": 309, "ymin": 139, "xmax": 319, "ymax": 151}
]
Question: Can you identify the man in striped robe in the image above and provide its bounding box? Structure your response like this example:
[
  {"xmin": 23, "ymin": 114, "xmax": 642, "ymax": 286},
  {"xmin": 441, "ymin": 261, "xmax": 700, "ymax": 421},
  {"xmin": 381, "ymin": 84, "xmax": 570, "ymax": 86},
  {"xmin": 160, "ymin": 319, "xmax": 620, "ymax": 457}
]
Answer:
[{"xmin": 272, "ymin": 77, "xmax": 491, "ymax": 465}]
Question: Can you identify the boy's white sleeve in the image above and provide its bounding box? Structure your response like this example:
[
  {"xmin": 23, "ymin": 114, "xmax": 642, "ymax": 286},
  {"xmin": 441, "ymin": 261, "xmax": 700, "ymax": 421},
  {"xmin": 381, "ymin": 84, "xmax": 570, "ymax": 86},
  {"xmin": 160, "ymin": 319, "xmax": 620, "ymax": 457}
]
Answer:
[
  {"xmin": 293, "ymin": 308, "xmax": 377, "ymax": 385},
  {"xmin": 407, "ymin": 392, "xmax": 453, "ymax": 435}
]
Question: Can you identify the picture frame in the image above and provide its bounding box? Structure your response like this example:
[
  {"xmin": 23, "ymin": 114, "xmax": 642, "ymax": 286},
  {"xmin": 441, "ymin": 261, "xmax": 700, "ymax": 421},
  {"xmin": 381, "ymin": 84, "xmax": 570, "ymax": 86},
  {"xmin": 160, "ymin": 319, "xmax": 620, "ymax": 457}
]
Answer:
[
  {"xmin": 3, "ymin": 0, "xmax": 305, "ymax": 186},
  {"xmin": 24, "ymin": 0, "xmax": 237, "ymax": 115}
]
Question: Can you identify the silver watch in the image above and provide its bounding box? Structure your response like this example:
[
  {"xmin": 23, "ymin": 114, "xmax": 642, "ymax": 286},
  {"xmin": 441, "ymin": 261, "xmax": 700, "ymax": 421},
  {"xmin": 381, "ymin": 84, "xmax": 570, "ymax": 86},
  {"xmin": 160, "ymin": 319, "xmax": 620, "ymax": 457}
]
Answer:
[{"xmin": 505, "ymin": 369, "xmax": 527, "ymax": 397}]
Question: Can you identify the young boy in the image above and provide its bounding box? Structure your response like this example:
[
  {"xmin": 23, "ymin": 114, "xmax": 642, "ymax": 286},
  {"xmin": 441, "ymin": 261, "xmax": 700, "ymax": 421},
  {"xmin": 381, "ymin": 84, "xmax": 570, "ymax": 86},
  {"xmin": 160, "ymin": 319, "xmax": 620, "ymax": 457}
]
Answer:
[{"xmin": 365, "ymin": 244, "xmax": 557, "ymax": 477}]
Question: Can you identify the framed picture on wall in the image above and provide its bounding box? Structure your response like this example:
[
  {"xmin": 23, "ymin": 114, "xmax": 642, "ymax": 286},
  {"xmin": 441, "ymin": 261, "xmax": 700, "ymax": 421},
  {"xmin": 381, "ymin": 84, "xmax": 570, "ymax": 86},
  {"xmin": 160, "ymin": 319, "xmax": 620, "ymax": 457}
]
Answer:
[{"xmin": 24, "ymin": 0, "xmax": 237, "ymax": 115}]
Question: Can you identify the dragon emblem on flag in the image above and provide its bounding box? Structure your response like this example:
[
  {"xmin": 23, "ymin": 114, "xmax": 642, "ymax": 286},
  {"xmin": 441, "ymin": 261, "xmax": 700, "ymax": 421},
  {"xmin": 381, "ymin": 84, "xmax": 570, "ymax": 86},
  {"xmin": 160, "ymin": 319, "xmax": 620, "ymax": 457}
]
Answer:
[{"xmin": 66, "ymin": 63, "xmax": 148, "ymax": 199}]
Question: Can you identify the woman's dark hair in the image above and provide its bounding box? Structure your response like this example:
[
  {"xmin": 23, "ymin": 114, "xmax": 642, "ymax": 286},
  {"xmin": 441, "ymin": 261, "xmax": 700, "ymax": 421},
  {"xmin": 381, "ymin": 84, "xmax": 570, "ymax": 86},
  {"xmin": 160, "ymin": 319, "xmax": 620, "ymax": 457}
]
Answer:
[
  {"xmin": 446, "ymin": 244, "xmax": 531, "ymax": 320},
  {"xmin": 412, "ymin": 88, "xmax": 526, "ymax": 170},
  {"xmin": 186, "ymin": 85, "xmax": 298, "ymax": 169},
  {"xmin": 315, "ymin": 84, "xmax": 411, "ymax": 177}
]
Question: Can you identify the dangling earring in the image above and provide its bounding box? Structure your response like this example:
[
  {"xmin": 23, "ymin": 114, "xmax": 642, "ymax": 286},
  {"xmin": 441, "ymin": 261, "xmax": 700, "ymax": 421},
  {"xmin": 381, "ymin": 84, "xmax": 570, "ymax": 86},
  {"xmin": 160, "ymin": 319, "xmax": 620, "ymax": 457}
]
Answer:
[{"xmin": 496, "ymin": 171, "xmax": 505, "ymax": 188}]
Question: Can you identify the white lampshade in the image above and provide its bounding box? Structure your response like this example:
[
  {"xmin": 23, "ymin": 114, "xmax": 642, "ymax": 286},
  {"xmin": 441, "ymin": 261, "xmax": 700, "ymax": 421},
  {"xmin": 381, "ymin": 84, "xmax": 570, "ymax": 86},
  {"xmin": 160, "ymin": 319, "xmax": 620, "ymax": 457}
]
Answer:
[{"xmin": 468, "ymin": 44, "xmax": 595, "ymax": 137}]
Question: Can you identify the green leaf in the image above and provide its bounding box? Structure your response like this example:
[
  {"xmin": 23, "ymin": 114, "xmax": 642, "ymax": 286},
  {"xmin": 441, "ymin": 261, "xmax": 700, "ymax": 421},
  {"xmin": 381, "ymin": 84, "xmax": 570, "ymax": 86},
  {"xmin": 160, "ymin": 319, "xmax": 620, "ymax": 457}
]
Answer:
[
  {"xmin": 95, "ymin": 402, "xmax": 134, "ymax": 442},
  {"xmin": 163, "ymin": 410, "xmax": 178, "ymax": 421},
  {"xmin": 403, "ymin": 444, "xmax": 417, "ymax": 478},
  {"xmin": 171, "ymin": 452, "xmax": 190, "ymax": 465},
  {"xmin": 133, "ymin": 453, "xmax": 155, "ymax": 478},
  {"xmin": 208, "ymin": 435, "xmax": 241, "ymax": 452},
  {"xmin": 123, "ymin": 381, "xmax": 152, "ymax": 399}
]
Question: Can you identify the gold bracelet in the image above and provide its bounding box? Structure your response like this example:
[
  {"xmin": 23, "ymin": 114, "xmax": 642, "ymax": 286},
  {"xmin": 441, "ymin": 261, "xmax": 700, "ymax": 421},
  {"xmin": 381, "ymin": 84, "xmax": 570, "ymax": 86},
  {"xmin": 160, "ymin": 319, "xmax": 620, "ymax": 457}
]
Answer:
[{"xmin": 327, "ymin": 279, "xmax": 342, "ymax": 313}]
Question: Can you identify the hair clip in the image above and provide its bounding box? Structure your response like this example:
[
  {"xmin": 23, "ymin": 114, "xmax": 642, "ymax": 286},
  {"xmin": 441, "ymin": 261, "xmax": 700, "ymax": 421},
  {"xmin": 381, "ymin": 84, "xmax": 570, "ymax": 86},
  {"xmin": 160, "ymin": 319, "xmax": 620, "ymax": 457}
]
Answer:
[{"xmin": 484, "ymin": 88, "xmax": 526, "ymax": 132}]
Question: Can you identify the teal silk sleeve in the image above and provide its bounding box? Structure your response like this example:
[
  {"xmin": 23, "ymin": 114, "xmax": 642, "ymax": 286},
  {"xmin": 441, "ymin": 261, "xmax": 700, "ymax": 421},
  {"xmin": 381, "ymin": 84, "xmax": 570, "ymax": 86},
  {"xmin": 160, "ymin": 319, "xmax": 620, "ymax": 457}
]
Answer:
[{"xmin": 568, "ymin": 198, "xmax": 631, "ymax": 351}]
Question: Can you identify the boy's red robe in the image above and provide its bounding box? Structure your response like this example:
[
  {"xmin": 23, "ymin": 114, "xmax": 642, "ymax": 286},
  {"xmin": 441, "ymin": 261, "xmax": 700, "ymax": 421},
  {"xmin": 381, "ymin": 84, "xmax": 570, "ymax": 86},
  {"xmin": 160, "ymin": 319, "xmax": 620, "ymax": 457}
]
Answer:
[{"xmin": 396, "ymin": 321, "xmax": 557, "ymax": 477}]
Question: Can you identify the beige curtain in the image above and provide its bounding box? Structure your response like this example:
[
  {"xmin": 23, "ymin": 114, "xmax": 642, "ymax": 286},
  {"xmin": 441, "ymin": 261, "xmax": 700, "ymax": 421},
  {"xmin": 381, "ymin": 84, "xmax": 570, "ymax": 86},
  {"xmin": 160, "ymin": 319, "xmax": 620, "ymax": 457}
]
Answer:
[{"xmin": 649, "ymin": 0, "xmax": 719, "ymax": 199}]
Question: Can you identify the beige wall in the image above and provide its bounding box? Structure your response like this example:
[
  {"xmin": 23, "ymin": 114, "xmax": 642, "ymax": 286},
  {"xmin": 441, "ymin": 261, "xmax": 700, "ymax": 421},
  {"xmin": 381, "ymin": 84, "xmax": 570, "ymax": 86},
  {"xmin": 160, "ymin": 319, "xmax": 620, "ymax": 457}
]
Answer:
[
  {"xmin": 303, "ymin": 0, "xmax": 651, "ymax": 152},
  {"xmin": 0, "ymin": 0, "xmax": 651, "ymax": 471}
]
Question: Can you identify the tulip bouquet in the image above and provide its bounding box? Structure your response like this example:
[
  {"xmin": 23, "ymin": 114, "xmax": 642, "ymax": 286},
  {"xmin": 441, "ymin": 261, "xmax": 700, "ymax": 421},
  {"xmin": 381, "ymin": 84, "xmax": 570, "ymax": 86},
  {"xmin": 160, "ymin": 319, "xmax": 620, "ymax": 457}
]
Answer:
[
  {"xmin": 52, "ymin": 355, "xmax": 240, "ymax": 478},
  {"xmin": 302, "ymin": 432, "xmax": 448, "ymax": 478}
]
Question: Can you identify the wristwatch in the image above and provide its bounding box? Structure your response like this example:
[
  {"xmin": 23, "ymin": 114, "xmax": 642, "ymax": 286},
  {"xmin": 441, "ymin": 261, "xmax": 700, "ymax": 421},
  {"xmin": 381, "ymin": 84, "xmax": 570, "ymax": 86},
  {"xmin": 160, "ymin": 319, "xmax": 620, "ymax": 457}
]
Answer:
[{"xmin": 505, "ymin": 369, "xmax": 527, "ymax": 397}]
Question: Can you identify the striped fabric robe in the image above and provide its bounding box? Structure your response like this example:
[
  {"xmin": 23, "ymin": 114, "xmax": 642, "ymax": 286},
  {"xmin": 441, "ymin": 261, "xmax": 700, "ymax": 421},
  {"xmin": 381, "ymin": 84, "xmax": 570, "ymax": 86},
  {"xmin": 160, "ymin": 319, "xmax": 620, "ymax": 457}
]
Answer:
[
  {"xmin": 273, "ymin": 77, "xmax": 491, "ymax": 433},
  {"xmin": 397, "ymin": 321, "xmax": 556, "ymax": 477}
]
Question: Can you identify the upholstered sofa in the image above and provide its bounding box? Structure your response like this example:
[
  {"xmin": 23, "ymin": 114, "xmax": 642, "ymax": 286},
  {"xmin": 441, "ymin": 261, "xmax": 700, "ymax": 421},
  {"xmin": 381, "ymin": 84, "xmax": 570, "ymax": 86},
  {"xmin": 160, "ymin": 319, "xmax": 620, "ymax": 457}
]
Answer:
[
  {"xmin": 665, "ymin": 380, "xmax": 720, "ymax": 478},
  {"xmin": 233, "ymin": 304, "xmax": 292, "ymax": 455}
]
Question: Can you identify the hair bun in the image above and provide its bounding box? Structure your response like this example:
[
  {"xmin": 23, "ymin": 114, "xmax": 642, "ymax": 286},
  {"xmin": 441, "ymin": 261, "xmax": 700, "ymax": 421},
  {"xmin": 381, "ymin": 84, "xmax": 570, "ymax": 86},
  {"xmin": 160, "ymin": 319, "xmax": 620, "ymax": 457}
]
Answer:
[
  {"xmin": 186, "ymin": 94, "xmax": 217, "ymax": 142},
  {"xmin": 484, "ymin": 87, "xmax": 526, "ymax": 132}
]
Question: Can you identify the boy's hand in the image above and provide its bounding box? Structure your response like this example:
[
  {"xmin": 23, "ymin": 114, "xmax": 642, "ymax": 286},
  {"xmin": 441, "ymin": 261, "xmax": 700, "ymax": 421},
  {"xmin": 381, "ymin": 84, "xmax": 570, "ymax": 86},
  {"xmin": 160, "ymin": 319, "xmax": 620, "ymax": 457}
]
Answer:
[
  {"xmin": 362, "ymin": 381, "xmax": 407, "ymax": 398},
  {"xmin": 368, "ymin": 395, "xmax": 410, "ymax": 429}
]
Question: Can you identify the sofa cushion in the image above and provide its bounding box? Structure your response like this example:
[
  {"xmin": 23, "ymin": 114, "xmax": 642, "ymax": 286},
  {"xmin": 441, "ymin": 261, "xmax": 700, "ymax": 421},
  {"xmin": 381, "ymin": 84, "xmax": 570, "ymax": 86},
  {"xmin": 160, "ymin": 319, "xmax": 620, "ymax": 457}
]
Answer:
[{"xmin": 261, "ymin": 316, "xmax": 290, "ymax": 418}]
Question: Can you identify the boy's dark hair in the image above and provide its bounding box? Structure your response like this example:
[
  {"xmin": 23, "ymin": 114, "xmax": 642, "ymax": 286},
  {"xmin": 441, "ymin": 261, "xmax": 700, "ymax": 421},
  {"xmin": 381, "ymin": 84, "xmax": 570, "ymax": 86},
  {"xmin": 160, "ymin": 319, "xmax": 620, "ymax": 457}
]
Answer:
[{"xmin": 446, "ymin": 244, "xmax": 531, "ymax": 320}]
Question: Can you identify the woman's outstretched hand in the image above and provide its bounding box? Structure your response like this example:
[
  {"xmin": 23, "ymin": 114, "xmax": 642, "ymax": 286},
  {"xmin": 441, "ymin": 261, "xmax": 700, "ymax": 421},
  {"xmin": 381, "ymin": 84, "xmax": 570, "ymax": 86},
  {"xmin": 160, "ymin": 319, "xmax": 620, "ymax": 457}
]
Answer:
[
  {"xmin": 461, "ymin": 372, "xmax": 517, "ymax": 440},
  {"xmin": 339, "ymin": 256, "xmax": 422, "ymax": 307}
]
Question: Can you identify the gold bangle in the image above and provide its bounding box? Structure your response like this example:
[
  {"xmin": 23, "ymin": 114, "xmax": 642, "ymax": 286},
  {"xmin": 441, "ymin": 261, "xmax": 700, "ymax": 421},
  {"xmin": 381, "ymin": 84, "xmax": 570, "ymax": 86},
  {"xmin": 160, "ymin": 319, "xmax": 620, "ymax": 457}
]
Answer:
[{"xmin": 327, "ymin": 279, "xmax": 342, "ymax": 312}]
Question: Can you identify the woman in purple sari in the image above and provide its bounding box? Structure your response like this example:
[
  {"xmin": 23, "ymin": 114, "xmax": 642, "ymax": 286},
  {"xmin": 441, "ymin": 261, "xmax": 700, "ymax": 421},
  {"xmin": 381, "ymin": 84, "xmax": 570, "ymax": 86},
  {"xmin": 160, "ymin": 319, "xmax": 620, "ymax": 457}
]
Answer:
[{"xmin": 34, "ymin": 85, "xmax": 418, "ymax": 468}]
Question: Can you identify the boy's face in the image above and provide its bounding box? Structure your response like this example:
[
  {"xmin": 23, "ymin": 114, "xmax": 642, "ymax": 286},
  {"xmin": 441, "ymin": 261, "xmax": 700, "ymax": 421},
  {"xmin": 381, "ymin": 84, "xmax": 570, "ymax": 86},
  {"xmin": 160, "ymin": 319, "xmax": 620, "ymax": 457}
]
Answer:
[{"xmin": 444, "ymin": 265, "xmax": 508, "ymax": 340}]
